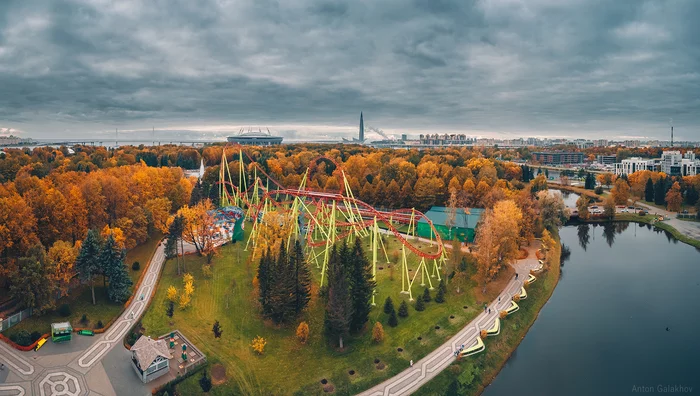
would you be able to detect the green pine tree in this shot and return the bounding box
[654,177,666,205]
[422,287,431,303]
[102,235,132,303]
[76,230,102,305]
[267,242,296,324]
[292,240,311,315]
[398,300,409,318]
[257,248,272,315]
[349,239,376,333]
[435,279,446,303]
[388,309,399,327]
[325,245,353,348]
[644,177,655,202]
[383,296,395,315]
[415,297,425,312]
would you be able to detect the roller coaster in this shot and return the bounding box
[216,146,447,301]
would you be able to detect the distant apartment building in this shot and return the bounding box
[574,139,593,149]
[593,139,608,147]
[532,151,584,165]
[661,151,698,176]
[614,151,699,176]
[0,135,23,146]
[596,155,616,165]
[614,157,656,176]
[419,134,475,146]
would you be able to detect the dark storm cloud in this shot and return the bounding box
[0,0,699,139]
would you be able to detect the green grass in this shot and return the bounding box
[1,233,163,338]
[2,286,123,337]
[124,232,164,286]
[415,233,562,396]
[140,227,510,395]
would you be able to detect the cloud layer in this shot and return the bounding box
[1,0,699,140]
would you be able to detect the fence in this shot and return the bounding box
[0,308,33,332]
[677,213,698,220]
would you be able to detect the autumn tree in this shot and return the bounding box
[537,190,568,230]
[177,200,217,260]
[611,178,630,205]
[473,200,522,292]
[576,195,591,220]
[9,245,55,312]
[603,196,616,220]
[76,230,103,305]
[47,240,79,298]
[371,322,385,343]
[597,173,615,189]
[665,182,683,212]
[296,321,310,344]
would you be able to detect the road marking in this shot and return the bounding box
[0,385,26,396]
[0,344,34,375]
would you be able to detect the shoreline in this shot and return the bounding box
[575,214,700,249]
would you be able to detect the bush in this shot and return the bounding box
[422,288,431,303]
[96,320,104,329]
[58,303,71,317]
[415,298,425,312]
[595,186,604,195]
[372,322,385,343]
[132,261,140,271]
[199,370,213,393]
[251,336,266,355]
[398,300,409,318]
[480,329,488,339]
[383,297,395,315]
[81,314,88,324]
[202,265,213,278]
[435,279,446,303]
[513,294,521,302]
[388,310,399,327]
[499,310,508,319]
[11,330,32,346]
[296,322,309,344]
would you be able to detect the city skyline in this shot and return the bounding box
[1,0,699,140]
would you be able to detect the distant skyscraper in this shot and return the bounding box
[359,112,364,142]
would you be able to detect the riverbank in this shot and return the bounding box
[414,232,562,395]
[580,213,700,249]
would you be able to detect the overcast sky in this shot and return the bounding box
[1,0,699,141]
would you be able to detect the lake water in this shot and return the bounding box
[483,222,700,396]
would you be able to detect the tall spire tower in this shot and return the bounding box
[359,112,364,142]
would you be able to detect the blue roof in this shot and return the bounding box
[418,207,483,229]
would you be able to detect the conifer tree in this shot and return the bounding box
[190,180,204,206]
[102,235,132,303]
[435,279,446,303]
[267,242,295,324]
[645,177,655,202]
[212,320,223,338]
[166,301,174,319]
[415,297,425,312]
[383,296,395,315]
[398,300,409,318]
[422,287,432,303]
[292,240,311,315]
[257,248,272,315]
[654,177,666,205]
[76,230,102,305]
[325,245,353,348]
[349,239,375,332]
[388,309,399,327]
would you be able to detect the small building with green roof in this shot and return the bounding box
[416,207,483,243]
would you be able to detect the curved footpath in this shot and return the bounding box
[358,245,541,396]
[0,242,194,396]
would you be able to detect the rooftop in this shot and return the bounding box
[132,336,173,369]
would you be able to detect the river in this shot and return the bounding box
[483,222,700,396]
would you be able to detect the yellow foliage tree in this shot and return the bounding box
[47,240,79,298]
[166,285,178,302]
[611,178,630,205]
[371,322,385,343]
[101,225,126,250]
[251,336,267,354]
[665,182,683,212]
[252,211,292,260]
[184,280,194,296]
[178,293,191,309]
[176,200,216,258]
[296,322,310,344]
[183,273,194,286]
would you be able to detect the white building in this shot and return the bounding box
[614,157,656,176]
[615,151,699,177]
[131,335,172,383]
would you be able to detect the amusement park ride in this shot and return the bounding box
[215,145,447,302]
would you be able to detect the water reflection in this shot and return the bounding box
[577,224,590,251]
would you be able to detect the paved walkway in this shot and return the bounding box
[633,202,700,241]
[358,243,542,396]
[0,241,198,396]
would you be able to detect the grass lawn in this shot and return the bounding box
[1,233,163,338]
[141,227,510,395]
[414,232,562,396]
